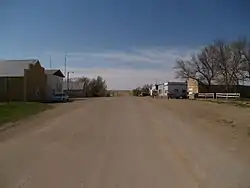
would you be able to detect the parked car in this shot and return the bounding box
[51,93,69,102]
[139,92,150,97]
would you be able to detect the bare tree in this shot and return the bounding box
[174,59,197,80]
[236,38,250,80]
[214,40,243,91]
[75,76,108,97]
[141,84,152,95]
[174,45,218,90]
[193,44,218,88]
[174,37,250,92]
[132,87,141,96]
[76,77,91,97]
[89,76,108,97]
[229,40,246,84]
[132,84,152,96]
[77,77,90,88]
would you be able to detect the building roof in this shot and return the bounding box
[167,81,186,85]
[45,69,65,78]
[0,59,39,77]
[157,81,186,86]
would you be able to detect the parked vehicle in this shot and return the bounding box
[51,93,69,102]
[139,92,150,97]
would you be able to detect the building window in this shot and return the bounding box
[159,89,162,94]
[174,89,179,93]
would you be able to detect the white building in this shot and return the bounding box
[150,85,157,96]
[45,69,65,99]
[158,83,168,97]
[157,81,187,98]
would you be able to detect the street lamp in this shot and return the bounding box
[67,71,74,90]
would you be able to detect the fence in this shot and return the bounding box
[196,92,240,100]
[216,93,240,99]
[198,93,215,99]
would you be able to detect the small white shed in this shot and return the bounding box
[45,69,65,99]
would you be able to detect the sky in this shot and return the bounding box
[0,0,250,89]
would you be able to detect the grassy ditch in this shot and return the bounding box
[0,102,52,126]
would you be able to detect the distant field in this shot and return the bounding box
[111,90,132,96]
[0,102,52,126]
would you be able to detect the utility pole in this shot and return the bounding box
[155,79,158,91]
[67,71,74,90]
[64,53,67,92]
[67,72,69,90]
[64,53,67,77]
[49,55,52,68]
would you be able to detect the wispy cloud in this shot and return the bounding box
[65,46,194,67]
[44,46,196,89]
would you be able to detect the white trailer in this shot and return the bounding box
[158,82,187,98]
[158,83,168,97]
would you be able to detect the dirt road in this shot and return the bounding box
[0,97,250,188]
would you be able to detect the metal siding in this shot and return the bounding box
[168,83,187,97]
[0,77,24,101]
[46,74,63,99]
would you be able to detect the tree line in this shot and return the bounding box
[72,76,110,97]
[174,38,250,92]
[132,84,152,96]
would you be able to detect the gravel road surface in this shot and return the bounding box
[0,97,250,188]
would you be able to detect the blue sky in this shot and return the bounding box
[1,0,250,89]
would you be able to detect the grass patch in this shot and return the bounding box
[204,99,250,108]
[0,102,52,126]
